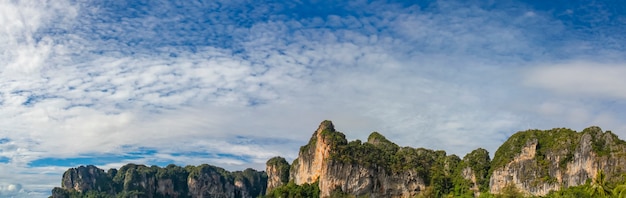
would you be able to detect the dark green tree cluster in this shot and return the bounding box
[543,170,626,198]
[232,168,269,197]
[263,181,320,198]
[327,132,490,197]
[491,128,580,174]
[449,148,491,197]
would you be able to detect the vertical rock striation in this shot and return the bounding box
[61,165,115,193]
[489,126,626,196]
[284,120,441,197]
[51,121,626,198]
[52,163,266,198]
[266,156,290,193]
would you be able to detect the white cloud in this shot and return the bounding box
[524,61,626,99]
[1,0,626,197]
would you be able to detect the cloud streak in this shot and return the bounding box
[1,0,625,197]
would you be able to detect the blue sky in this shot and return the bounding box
[1,0,626,197]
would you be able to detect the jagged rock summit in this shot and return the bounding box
[51,120,626,198]
[489,126,626,196]
[267,121,626,197]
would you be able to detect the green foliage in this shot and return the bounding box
[545,184,592,198]
[329,132,465,197]
[330,139,394,169]
[588,170,612,197]
[299,133,318,154]
[416,186,436,198]
[299,121,347,154]
[584,126,618,157]
[264,181,320,198]
[466,148,491,192]
[543,170,626,198]
[51,189,114,198]
[53,163,266,198]
[367,132,396,146]
[232,168,269,196]
[267,157,290,184]
[53,123,626,198]
[320,129,348,147]
[491,128,579,173]
[50,187,70,198]
[489,128,582,188]
[450,148,492,197]
[497,184,524,198]
[612,183,626,198]
[328,187,354,198]
[155,164,189,196]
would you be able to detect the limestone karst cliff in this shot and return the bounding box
[268,121,626,197]
[51,163,267,198]
[265,156,290,193]
[489,126,626,196]
[282,120,461,197]
[50,120,626,198]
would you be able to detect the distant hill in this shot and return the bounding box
[51,120,626,197]
[50,164,266,198]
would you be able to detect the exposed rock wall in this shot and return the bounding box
[489,127,626,196]
[61,165,114,193]
[290,120,335,185]
[319,160,424,197]
[187,165,236,198]
[52,164,266,198]
[461,167,480,197]
[266,156,290,193]
[287,120,428,197]
[52,121,626,198]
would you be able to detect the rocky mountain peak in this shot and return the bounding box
[51,121,626,198]
[316,120,335,133]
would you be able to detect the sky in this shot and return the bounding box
[1,0,625,197]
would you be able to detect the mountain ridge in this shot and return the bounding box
[50,120,626,197]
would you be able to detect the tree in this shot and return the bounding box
[588,170,612,197]
[497,184,523,198]
[613,183,626,198]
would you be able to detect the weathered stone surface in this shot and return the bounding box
[52,121,626,198]
[287,120,427,197]
[53,163,266,198]
[489,127,626,196]
[266,156,290,193]
[61,165,114,193]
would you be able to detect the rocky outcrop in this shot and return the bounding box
[51,163,266,198]
[458,148,491,197]
[51,121,626,198]
[489,126,626,196]
[265,157,290,193]
[318,160,425,197]
[187,165,236,198]
[61,165,115,193]
[285,120,446,197]
[290,120,337,185]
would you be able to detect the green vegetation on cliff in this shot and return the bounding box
[299,120,347,154]
[490,128,580,174]
[52,121,626,198]
[267,156,290,184]
[51,163,266,198]
[264,181,320,198]
[489,126,626,189]
[328,132,468,197]
[450,148,491,197]
[492,126,626,173]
